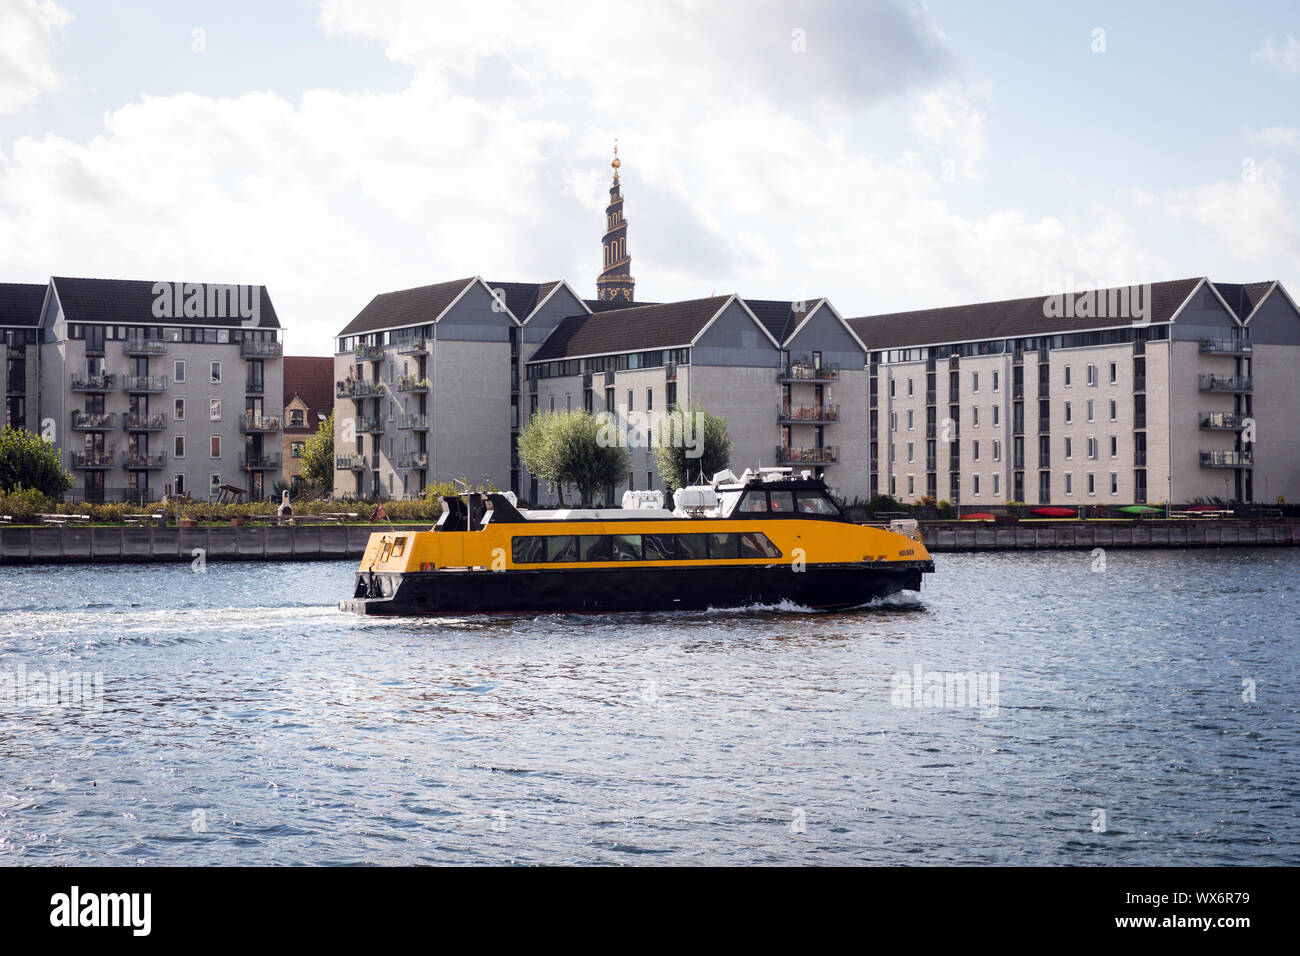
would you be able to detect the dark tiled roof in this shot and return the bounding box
[486,280,563,320]
[746,297,825,344]
[1212,281,1275,320]
[0,282,47,327]
[583,298,661,313]
[847,278,1205,350]
[283,356,335,433]
[51,276,280,328]
[529,296,732,362]
[338,277,475,336]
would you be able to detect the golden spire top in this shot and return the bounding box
[611,140,621,181]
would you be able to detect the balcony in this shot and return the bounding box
[354,343,386,361]
[778,403,840,424]
[1199,374,1252,393]
[925,457,937,471]
[123,451,166,469]
[777,362,839,383]
[71,373,116,392]
[240,339,283,358]
[396,338,429,356]
[665,362,678,382]
[239,414,282,433]
[123,375,168,393]
[336,453,366,471]
[925,389,937,404]
[1133,375,1146,391]
[245,377,265,395]
[124,412,167,431]
[1038,417,1051,433]
[396,375,430,393]
[1200,412,1247,430]
[1200,450,1253,468]
[397,413,429,430]
[353,416,385,434]
[1198,337,1251,355]
[70,411,116,430]
[336,379,385,400]
[240,452,282,470]
[774,445,839,465]
[1134,413,1146,429]
[1134,451,1147,466]
[124,338,167,356]
[395,451,428,469]
[70,451,113,468]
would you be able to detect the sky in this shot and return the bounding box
[0,0,1297,355]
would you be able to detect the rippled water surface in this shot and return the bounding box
[1,548,1297,865]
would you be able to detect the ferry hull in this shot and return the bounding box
[339,561,933,616]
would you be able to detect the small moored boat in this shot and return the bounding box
[340,468,934,616]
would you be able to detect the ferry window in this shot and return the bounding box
[768,491,794,513]
[719,490,744,514]
[546,536,579,562]
[677,534,708,560]
[740,532,782,559]
[709,533,739,558]
[796,493,840,516]
[739,493,768,513]
[512,536,545,564]
[612,534,641,561]
[579,535,612,561]
[643,534,676,561]
[380,540,394,561]
[392,537,407,557]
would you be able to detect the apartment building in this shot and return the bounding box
[283,356,334,491]
[8,277,285,503]
[847,277,1300,508]
[2,282,47,433]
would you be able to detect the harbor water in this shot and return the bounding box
[1,548,1297,865]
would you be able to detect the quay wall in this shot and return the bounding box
[913,519,1299,552]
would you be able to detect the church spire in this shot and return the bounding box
[597,141,635,303]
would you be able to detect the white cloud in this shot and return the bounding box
[0,0,71,114]
[1164,162,1299,264]
[1249,125,1300,151]
[910,83,990,179]
[1255,34,1300,73]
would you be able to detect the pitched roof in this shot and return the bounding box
[846,278,1205,351]
[485,280,563,320]
[584,298,661,313]
[338,277,475,336]
[746,298,826,344]
[529,296,732,362]
[1212,281,1275,321]
[50,276,280,328]
[0,282,47,327]
[283,356,335,433]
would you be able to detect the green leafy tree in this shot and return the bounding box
[652,406,732,493]
[518,410,629,506]
[300,410,335,488]
[0,426,73,497]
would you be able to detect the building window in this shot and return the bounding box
[907,409,914,430]
[992,405,999,426]
[972,371,979,393]
[549,396,554,412]
[992,439,1001,462]
[1065,473,1073,495]
[209,399,221,421]
[646,388,653,412]
[174,436,185,458]
[210,474,220,498]
[1087,437,1098,460]
[290,409,304,426]
[174,398,185,421]
[292,441,305,458]
[889,443,896,463]
[1087,473,1096,495]
[210,436,220,458]
[973,474,981,495]
[907,475,915,496]
[889,476,896,495]
[1109,362,1118,384]
[174,360,186,383]
[890,412,897,432]
[628,471,634,491]
[1064,366,1072,387]
[1110,435,1118,458]
[889,379,896,398]
[1064,401,1072,423]
[1087,400,1095,422]
[627,389,633,412]
[210,361,221,384]
[1110,472,1119,495]
[907,442,914,463]
[1065,437,1073,460]
[992,370,1000,392]
[992,473,1000,496]
[906,378,913,397]
[972,406,979,428]
[972,440,980,462]
[647,470,653,489]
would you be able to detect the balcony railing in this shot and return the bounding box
[778,403,840,423]
[354,343,386,361]
[71,374,116,392]
[124,338,167,355]
[239,414,282,433]
[1200,412,1246,430]
[777,362,840,383]
[1133,375,1146,391]
[774,445,839,465]
[1038,417,1051,433]
[924,390,937,404]
[70,451,113,468]
[1198,337,1251,354]
[336,380,385,399]
[240,452,282,470]
[70,411,116,430]
[396,338,429,355]
[123,375,168,393]
[396,376,430,393]
[1200,450,1253,468]
[245,378,265,394]
[336,453,366,471]
[925,457,937,471]
[353,416,385,434]
[1199,374,1252,392]
[240,339,283,358]
[397,413,428,430]
[123,451,167,469]
[395,451,428,469]
[1134,413,1146,429]
[1134,451,1147,466]
[124,413,167,430]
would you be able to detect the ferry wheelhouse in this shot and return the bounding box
[339,468,934,616]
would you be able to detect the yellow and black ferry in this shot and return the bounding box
[339,469,934,615]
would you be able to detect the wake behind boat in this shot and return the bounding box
[339,468,934,616]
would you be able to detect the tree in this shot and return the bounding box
[652,406,732,494]
[518,410,629,506]
[300,410,335,488]
[0,426,73,497]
